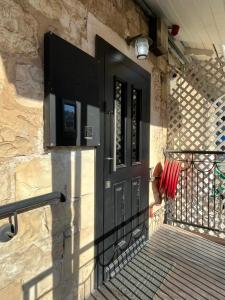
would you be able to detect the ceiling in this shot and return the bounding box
[145,0,225,57]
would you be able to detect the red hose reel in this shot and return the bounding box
[159,160,181,199]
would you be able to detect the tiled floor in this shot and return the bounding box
[90,225,225,300]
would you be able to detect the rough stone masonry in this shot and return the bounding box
[0,0,168,299]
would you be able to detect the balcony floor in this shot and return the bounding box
[90,224,225,300]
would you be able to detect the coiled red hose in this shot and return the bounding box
[159,160,181,199]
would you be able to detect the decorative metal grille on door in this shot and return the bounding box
[131,88,141,163]
[114,79,126,166]
[168,56,225,151]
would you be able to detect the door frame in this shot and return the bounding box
[95,35,151,286]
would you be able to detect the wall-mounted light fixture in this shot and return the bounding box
[126,34,153,60]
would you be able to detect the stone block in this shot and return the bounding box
[78,260,94,299]
[15,64,43,107]
[60,278,78,300]
[0,163,15,203]
[0,243,55,290]
[79,244,94,270]
[70,150,95,198]
[17,208,49,242]
[41,202,75,235]
[22,263,62,300]
[61,228,80,282]
[16,156,52,200]
[0,0,38,57]
[0,280,22,300]
[62,0,88,42]
[20,0,63,20]
[51,151,70,197]
[79,227,94,251]
[80,193,94,230]
[86,0,127,37]
[0,85,42,160]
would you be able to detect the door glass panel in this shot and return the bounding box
[132,88,141,162]
[114,79,126,166]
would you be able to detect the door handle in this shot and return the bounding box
[105,157,113,160]
[113,103,117,172]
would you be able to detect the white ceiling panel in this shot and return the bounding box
[147,0,225,56]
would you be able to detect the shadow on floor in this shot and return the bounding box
[90,224,225,300]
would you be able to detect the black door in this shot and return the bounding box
[95,36,150,285]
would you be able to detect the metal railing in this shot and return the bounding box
[0,192,65,241]
[164,150,225,235]
[0,192,65,220]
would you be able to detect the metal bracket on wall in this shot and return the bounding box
[8,212,18,238]
[0,213,18,242]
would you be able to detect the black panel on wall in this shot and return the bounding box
[44,32,100,147]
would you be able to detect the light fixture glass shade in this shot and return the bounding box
[135,37,149,60]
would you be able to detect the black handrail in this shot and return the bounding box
[0,192,65,220]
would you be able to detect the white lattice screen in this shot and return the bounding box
[168,56,225,150]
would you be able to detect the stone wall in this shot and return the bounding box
[0,0,167,299]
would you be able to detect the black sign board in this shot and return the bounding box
[44,32,100,147]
